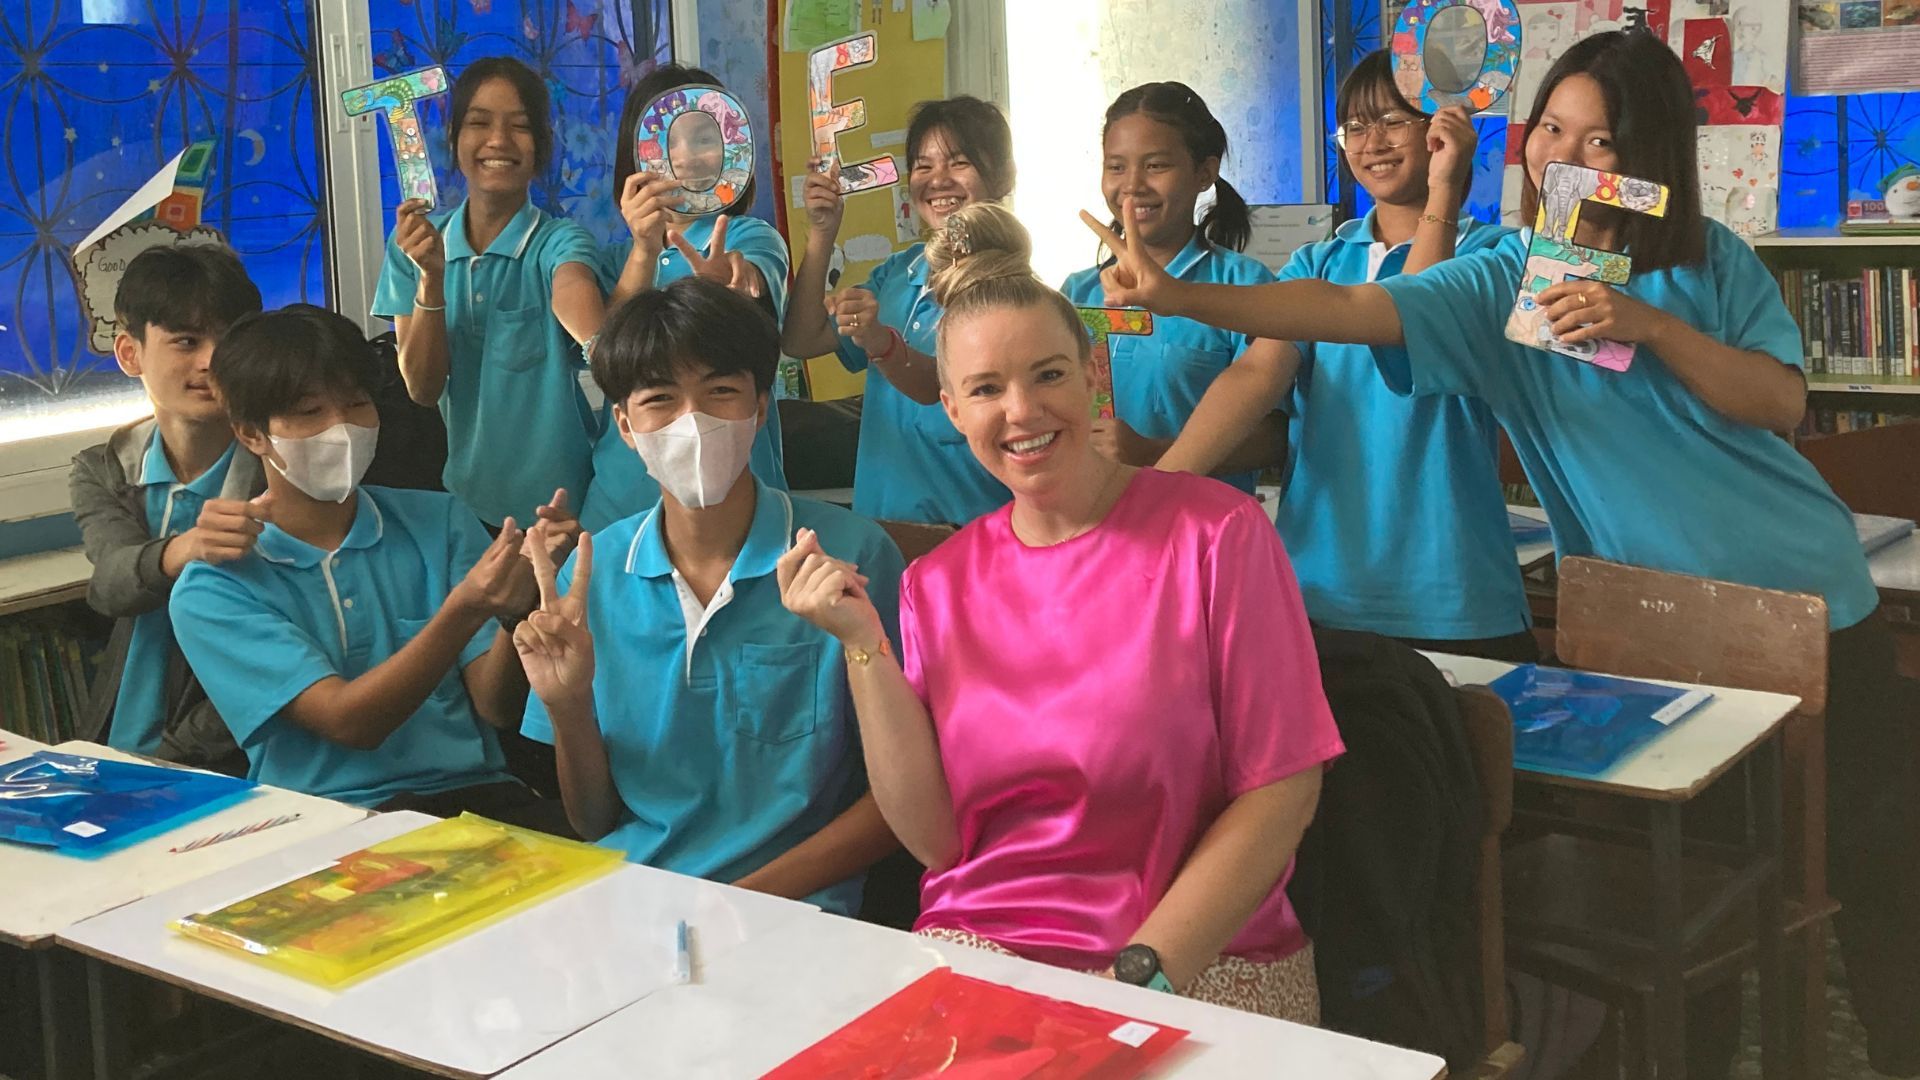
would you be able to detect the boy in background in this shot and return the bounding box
[70,244,266,770]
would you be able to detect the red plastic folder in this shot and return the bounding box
[762,967,1189,1079]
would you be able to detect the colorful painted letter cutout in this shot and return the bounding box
[72,142,225,354]
[1076,307,1154,420]
[808,33,900,196]
[1504,162,1671,372]
[340,66,449,210]
[634,84,755,216]
[1390,0,1521,114]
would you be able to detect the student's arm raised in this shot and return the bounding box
[779,528,960,871]
[279,520,534,750]
[514,531,622,841]
[782,160,850,359]
[550,262,606,352]
[1083,205,1406,347]
[1151,339,1304,478]
[608,172,673,308]
[159,493,272,579]
[391,199,453,407]
[1405,106,1473,275]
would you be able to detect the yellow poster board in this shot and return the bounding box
[776,1,947,400]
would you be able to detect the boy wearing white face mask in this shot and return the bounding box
[171,306,568,832]
[516,279,902,914]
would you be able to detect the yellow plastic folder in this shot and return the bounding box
[172,814,621,987]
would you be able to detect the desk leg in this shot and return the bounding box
[36,949,90,1080]
[1752,740,1789,1080]
[84,959,130,1080]
[1649,801,1688,1079]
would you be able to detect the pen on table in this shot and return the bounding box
[674,919,693,984]
[169,813,303,854]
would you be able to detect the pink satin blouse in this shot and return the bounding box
[903,468,1344,970]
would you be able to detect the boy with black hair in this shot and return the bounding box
[515,278,900,912]
[70,244,265,769]
[170,305,566,832]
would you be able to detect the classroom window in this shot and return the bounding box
[0,0,328,446]
[1004,0,1312,286]
[1780,92,1920,229]
[361,0,673,245]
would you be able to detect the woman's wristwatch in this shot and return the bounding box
[1113,943,1175,993]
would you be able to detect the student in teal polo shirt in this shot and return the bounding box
[374,56,605,531]
[1091,31,1916,1071]
[783,96,1013,525]
[70,245,265,771]
[578,64,791,533]
[171,306,566,833]
[516,278,901,915]
[1157,53,1532,660]
[1060,82,1287,496]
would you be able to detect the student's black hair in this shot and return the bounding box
[905,95,1016,199]
[593,278,778,407]
[449,57,555,173]
[613,63,758,212]
[210,305,380,431]
[113,244,262,341]
[1102,82,1250,252]
[1518,29,1704,271]
[1336,49,1426,126]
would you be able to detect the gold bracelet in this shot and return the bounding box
[844,636,894,667]
[1418,212,1451,227]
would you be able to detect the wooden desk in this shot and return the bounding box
[0,546,90,617]
[57,811,819,1079]
[1870,531,1920,598]
[1426,654,1799,1078]
[0,740,366,1080]
[500,911,1448,1080]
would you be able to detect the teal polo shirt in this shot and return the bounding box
[579,216,792,533]
[836,245,1010,525]
[372,198,601,527]
[1373,218,1879,631]
[1061,232,1276,493]
[171,486,514,806]
[1274,212,1529,640]
[110,437,240,753]
[521,482,904,915]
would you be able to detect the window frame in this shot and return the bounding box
[0,0,690,519]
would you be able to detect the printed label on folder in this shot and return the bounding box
[1652,688,1713,727]
[1108,1021,1161,1048]
[63,820,106,838]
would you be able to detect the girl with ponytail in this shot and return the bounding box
[780,201,1341,1023]
[1059,82,1286,494]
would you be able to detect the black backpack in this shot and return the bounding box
[1289,627,1484,1070]
[361,330,448,493]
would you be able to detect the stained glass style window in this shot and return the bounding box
[0,0,326,440]
[364,0,673,248]
[1781,92,1920,228]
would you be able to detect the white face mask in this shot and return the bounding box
[629,409,758,509]
[267,422,378,504]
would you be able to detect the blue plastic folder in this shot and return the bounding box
[1508,511,1553,545]
[0,752,255,857]
[1488,665,1714,778]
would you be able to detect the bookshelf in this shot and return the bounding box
[0,548,99,743]
[1753,228,1920,423]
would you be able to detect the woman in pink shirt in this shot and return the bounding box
[778,202,1343,1022]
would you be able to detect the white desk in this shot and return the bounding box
[0,740,367,948]
[1870,531,1920,596]
[1423,653,1800,801]
[501,911,1446,1080]
[57,811,819,1078]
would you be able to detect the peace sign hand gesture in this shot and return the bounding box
[667,215,766,300]
[1080,198,1178,314]
[513,527,596,714]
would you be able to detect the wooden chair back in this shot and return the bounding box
[1797,422,1920,524]
[1554,556,1830,901]
[876,520,958,566]
[1456,686,1525,1076]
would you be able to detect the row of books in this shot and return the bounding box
[1,613,103,744]
[1771,266,1920,378]
[1797,409,1919,437]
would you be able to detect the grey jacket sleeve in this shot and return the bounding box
[70,443,174,618]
